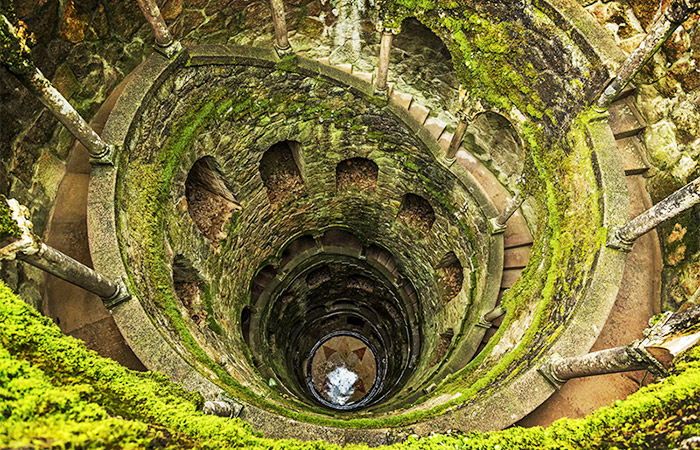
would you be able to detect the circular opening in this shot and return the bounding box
[306,331,381,410]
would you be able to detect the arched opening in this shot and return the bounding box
[260,141,305,207]
[250,265,278,304]
[366,244,400,280]
[436,252,464,302]
[398,193,435,234]
[336,157,379,192]
[172,255,205,325]
[430,329,454,366]
[467,112,524,181]
[280,235,317,267]
[306,265,331,287]
[241,306,252,346]
[185,156,240,245]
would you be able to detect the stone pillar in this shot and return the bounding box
[477,305,506,328]
[136,0,182,58]
[0,199,130,307]
[490,192,525,234]
[444,119,469,162]
[375,30,394,93]
[270,0,292,56]
[608,175,700,250]
[539,306,700,388]
[596,0,700,109]
[16,67,115,165]
[545,346,648,384]
[443,87,485,164]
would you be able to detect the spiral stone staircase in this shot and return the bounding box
[2,0,699,446]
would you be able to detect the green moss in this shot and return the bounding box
[2,280,700,449]
[0,194,21,242]
[0,4,35,76]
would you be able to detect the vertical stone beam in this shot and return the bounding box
[542,346,648,385]
[136,0,182,58]
[490,192,525,234]
[0,199,130,307]
[270,0,292,56]
[608,176,700,250]
[375,30,394,93]
[596,0,700,109]
[444,119,469,161]
[18,67,115,165]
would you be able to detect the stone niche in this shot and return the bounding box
[116,58,496,417]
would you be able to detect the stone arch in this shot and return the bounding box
[336,157,379,192]
[259,140,305,207]
[185,156,240,244]
[467,111,524,181]
[398,193,435,234]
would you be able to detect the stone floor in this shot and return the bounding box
[310,335,377,406]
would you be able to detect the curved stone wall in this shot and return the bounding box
[85,35,629,441]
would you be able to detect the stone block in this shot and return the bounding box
[353,71,373,84]
[423,117,446,139]
[408,102,430,125]
[615,135,649,175]
[608,98,646,139]
[390,91,413,110]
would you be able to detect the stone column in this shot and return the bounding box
[545,346,648,384]
[596,0,700,109]
[539,306,700,387]
[443,88,485,164]
[136,0,182,58]
[0,199,130,307]
[18,67,115,165]
[1,15,115,165]
[608,175,700,250]
[477,305,506,328]
[270,0,292,56]
[490,192,525,234]
[444,119,468,162]
[375,29,394,93]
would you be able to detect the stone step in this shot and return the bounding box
[408,102,430,125]
[608,97,646,139]
[391,90,413,109]
[616,135,650,175]
[504,245,532,269]
[503,212,534,248]
[501,268,523,288]
[423,117,447,140]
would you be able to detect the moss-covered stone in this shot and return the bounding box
[2,280,700,449]
[0,195,21,243]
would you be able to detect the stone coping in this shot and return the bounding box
[87,45,627,443]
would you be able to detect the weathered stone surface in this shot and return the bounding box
[59,0,91,43]
[51,63,79,99]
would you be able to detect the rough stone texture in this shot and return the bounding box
[0,0,333,308]
[582,0,700,310]
[116,60,492,416]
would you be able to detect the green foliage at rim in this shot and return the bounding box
[0,1,35,76]
[2,280,700,449]
[0,194,22,243]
